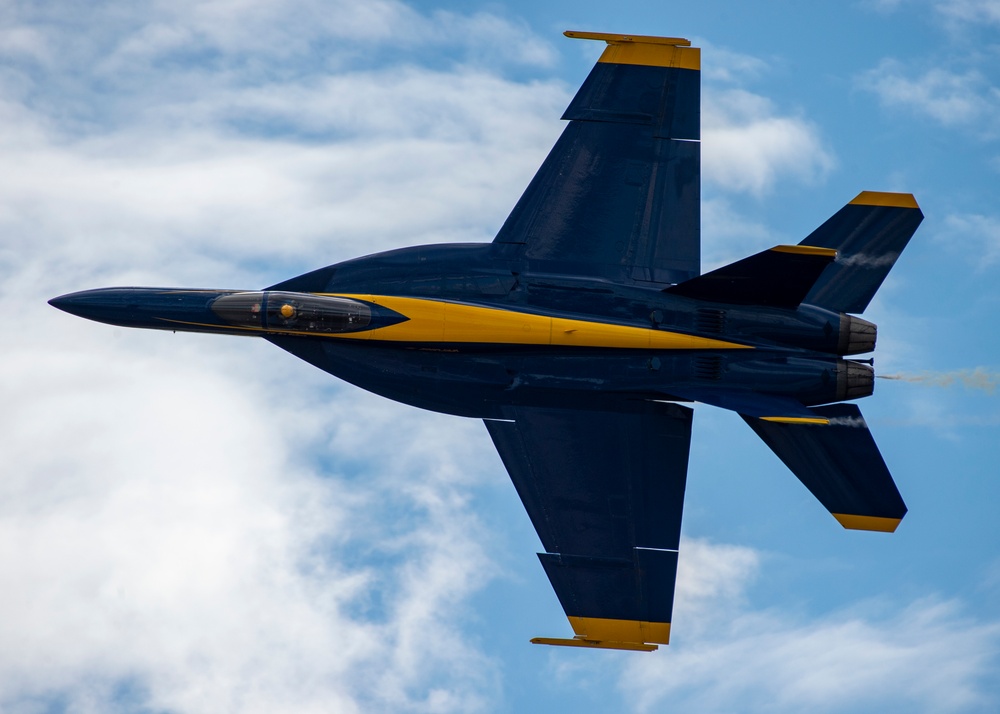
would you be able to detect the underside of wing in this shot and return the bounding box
[743,403,907,532]
[484,399,693,651]
[493,32,701,287]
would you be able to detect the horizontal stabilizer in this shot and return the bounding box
[665,245,836,307]
[800,191,923,313]
[742,404,906,531]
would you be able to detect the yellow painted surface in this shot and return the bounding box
[760,416,831,425]
[530,637,658,652]
[832,513,903,532]
[568,616,671,645]
[771,245,838,257]
[849,191,920,209]
[329,295,752,350]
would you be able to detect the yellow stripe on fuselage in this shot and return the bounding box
[326,295,752,350]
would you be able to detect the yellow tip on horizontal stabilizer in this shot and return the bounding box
[832,513,903,532]
[760,416,831,425]
[849,191,919,209]
[771,245,838,257]
[565,30,699,70]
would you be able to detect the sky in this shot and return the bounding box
[1,0,999,712]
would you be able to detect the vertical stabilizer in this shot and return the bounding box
[800,191,923,313]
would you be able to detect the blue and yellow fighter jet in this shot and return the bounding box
[51,32,923,652]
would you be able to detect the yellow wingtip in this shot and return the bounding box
[849,191,919,209]
[832,513,903,532]
[567,616,671,645]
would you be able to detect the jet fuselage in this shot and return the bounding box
[51,242,875,421]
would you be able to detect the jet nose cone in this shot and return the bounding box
[48,287,235,332]
[48,289,113,320]
[48,294,70,310]
[47,287,164,327]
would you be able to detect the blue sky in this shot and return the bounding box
[2,1,999,712]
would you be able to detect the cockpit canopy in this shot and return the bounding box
[211,291,371,334]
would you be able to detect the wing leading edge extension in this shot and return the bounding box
[493,32,701,287]
[485,400,693,651]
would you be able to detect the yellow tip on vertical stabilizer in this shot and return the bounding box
[849,191,919,209]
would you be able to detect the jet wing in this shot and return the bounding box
[484,400,693,651]
[493,32,701,287]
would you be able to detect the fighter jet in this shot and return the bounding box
[50,31,922,652]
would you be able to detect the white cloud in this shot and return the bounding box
[859,59,1000,131]
[697,40,770,84]
[622,540,1000,714]
[0,292,510,712]
[935,0,1000,25]
[0,70,565,287]
[938,213,1000,267]
[0,6,567,288]
[0,2,562,711]
[702,89,835,196]
[863,0,1000,26]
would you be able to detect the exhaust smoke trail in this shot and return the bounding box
[876,367,998,394]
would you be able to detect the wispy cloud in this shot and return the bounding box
[859,59,1000,132]
[698,40,770,84]
[935,0,1000,26]
[938,213,1000,268]
[622,540,1000,714]
[864,0,1000,27]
